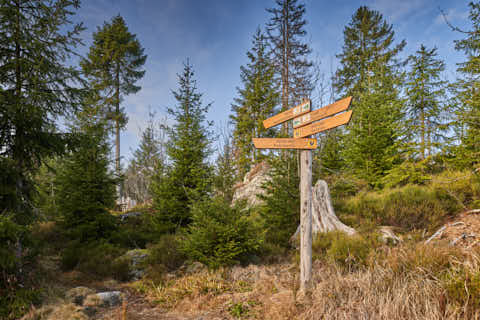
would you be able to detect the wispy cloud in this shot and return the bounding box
[370,0,430,22]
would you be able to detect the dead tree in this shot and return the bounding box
[292,179,356,242]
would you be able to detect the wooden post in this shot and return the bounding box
[299,147,312,292]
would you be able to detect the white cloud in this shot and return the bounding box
[370,0,430,22]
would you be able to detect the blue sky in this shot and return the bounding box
[72,0,470,164]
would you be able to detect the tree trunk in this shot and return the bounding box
[292,179,356,242]
[115,65,122,200]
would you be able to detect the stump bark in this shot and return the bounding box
[292,179,356,241]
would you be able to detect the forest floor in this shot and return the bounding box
[22,209,480,320]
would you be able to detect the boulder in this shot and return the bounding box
[378,226,402,245]
[232,161,270,207]
[117,249,149,280]
[84,291,122,307]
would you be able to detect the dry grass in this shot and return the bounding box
[128,242,480,320]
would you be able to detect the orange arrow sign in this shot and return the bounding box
[263,100,311,129]
[293,96,352,128]
[293,110,353,138]
[253,138,317,149]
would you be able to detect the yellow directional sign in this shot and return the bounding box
[293,96,352,128]
[293,110,352,138]
[253,138,317,149]
[263,100,311,129]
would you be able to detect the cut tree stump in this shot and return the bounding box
[292,179,356,242]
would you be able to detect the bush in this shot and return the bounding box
[60,241,130,280]
[338,184,459,231]
[181,197,263,269]
[146,233,186,271]
[0,216,40,319]
[110,211,168,248]
[312,231,374,270]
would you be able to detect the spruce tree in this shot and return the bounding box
[230,28,278,178]
[0,0,85,223]
[151,61,213,231]
[405,45,448,160]
[452,2,480,168]
[81,15,147,192]
[56,107,117,243]
[266,0,314,134]
[334,6,406,186]
[259,153,299,247]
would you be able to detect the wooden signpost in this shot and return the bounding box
[263,99,311,129]
[294,110,352,138]
[253,97,353,292]
[253,138,317,149]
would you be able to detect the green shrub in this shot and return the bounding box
[181,197,263,269]
[0,216,40,319]
[312,231,374,270]
[146,233,186,271]
[443,266,480,316]
[258,155,300,247]
[60,241,129,280]
[339,184,459,231]
[110,211,167,248]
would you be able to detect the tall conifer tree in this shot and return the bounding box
[0,0,84,223]
[406,45,448,160]
[334,6,406,186]
[230,28,278,178]
[151,61,213,231]
[266,0,314,135]
[81,15,147,194]
[452,2,480,168]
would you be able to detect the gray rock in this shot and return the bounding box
[91,291,123,307]
[379,226,402,245]
[186,261,207,274]
[123,249,149,280]
[232,161,271,207]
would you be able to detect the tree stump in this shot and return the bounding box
[292,179,356,242]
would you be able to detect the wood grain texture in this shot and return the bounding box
[263,99,311,129]
[293,110,352,138]
[293,96,352,128]
[252,138,317,149]
[299,149,312,292]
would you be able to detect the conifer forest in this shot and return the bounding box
[2,0,480,319]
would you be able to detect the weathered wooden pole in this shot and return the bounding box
[299,147,312,292]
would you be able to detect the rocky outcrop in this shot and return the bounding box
[116,249,149,280]
[232,161,271,207]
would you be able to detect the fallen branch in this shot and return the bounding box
[425,226,446,244]
[465,209,480,215]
